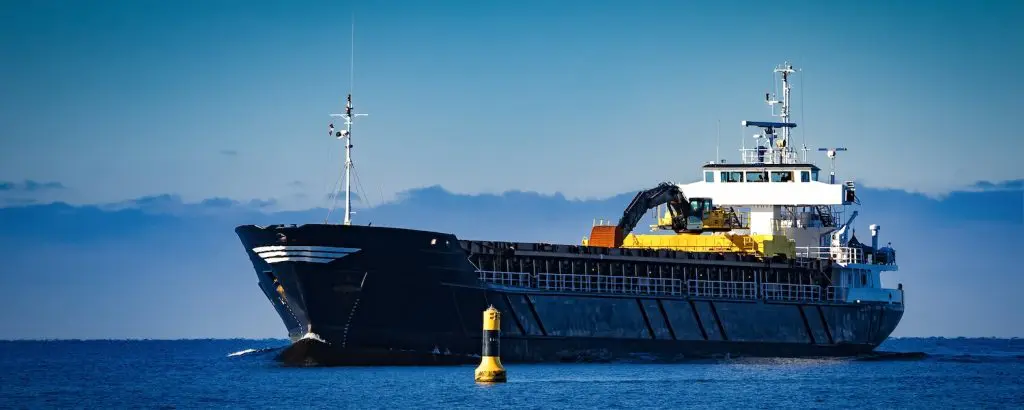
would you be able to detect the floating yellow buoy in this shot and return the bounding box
[474,305,506,383]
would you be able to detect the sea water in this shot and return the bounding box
[1,338,1021,409]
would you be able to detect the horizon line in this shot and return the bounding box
[1,335,1021,342]
[4,177,1023,212]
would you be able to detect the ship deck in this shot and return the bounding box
[460,239,897,307]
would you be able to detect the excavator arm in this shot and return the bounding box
[588,182,704,248]
[617,182,691,237]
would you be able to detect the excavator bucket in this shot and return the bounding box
[588,225,622,248]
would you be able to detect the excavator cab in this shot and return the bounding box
[689,197,714,216]
[685,197,714,231]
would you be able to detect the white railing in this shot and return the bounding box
[739,148,801,165]
[476,272,871,305]
[688,279,758,300]
[796,246,864,265]
[761,283,821,302]
[476,271,685,296]
[477,270,530,288]
[826,286,849,302]
[537,273,683,296]
[536,273,589,293]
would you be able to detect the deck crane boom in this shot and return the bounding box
[829,210,859,247]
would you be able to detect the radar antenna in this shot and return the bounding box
[817,147,847,184]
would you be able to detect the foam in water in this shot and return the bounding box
[298,332,327,344]
[227,348,259,357]
[227,347,281,358]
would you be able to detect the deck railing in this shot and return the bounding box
[536,273,684,296]
[476,270,530,288]
[796,246,863,265]
[739,148,801,165]
[761,283,821,302]
[688,279,757,300]
[477,272,858,304]
[826,286,849,302]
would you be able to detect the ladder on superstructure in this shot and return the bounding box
[816,205,835,227]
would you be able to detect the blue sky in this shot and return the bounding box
[2,0,1022,209]
[0,1,1022,339]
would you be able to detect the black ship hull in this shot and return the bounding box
[236,224,904,366]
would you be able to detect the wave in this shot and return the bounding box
[226,347,279,358]
[855,351,1024,363]
[931,353,1024,363]
[853,351,929,361]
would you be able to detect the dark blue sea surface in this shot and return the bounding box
[1,338,1021,409]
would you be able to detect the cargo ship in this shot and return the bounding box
[235,62,903,365]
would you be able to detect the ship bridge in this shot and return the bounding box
[681,162,855,207]
[674,162,860,252]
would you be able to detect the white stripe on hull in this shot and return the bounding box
[252,245,360,254]
[263,256,341,264]
[256,250,353,259]
[252,245,361,264]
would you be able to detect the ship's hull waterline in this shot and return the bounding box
[237,224,904,366]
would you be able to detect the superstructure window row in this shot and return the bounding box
[704,170,819,183]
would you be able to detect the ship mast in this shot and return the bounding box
[327,13,367,225]
[767,62,797,164]
[330,95,368,225]
[741,62,800,165]
[344,97,353,226]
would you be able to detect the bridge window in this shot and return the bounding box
[704,171,714,183]
[770,171,793,182]
[800,171,810,182]
[812,170,819,181]
[746,171,767,182]
[721,171,743,182]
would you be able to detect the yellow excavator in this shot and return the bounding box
[586,182,743,248]
[583,182,795,257]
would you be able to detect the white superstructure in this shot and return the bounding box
[675,62,901,305]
